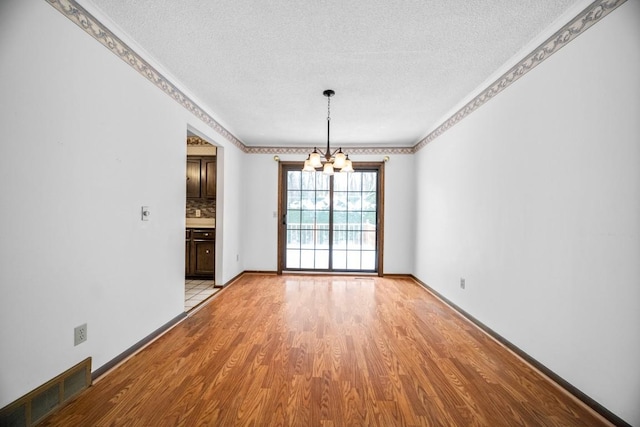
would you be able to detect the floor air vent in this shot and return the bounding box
[0,358,91,427]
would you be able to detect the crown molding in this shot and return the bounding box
[46,0,248,152]
[413,0,626,152]
[47,0,624,156]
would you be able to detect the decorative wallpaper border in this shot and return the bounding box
[245,146,414,155]
[47,0,624,155]
[413,0,626,152]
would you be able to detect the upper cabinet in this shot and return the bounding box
[186,156,216,199]
[186,158,202,198]
[202,158,216,199]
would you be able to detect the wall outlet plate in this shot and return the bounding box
[460,278,466,289]
[74,324,87,346]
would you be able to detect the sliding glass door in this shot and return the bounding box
[279,162,383,273]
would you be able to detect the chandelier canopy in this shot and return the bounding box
[303,90,353,175]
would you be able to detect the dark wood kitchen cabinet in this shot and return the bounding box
[186,228,215,278]
[186,159,201,198]
[202,158,216,199]
[186,156,216,199]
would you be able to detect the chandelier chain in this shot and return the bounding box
[327,95,331,122]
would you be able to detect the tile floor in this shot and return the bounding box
[185,279,219,311]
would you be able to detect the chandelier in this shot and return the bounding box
[303,89,354,174]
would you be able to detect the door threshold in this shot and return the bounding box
[282,271,379,276]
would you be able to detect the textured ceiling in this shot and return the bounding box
[84,0,589,148]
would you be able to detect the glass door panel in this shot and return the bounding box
[282,164,380,273]
[332,171,378,271]
[285,170,331,269]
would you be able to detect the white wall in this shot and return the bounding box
[214,143,246,283]
[413,2,640,424]
[243,153,415,274]
[242,154,280,271]
[0,0,245,407]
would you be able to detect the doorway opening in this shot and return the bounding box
[185,133,219,311]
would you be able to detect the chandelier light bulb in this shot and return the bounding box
[323,162,334,176]
[303,156,316,172]
[309,149,322,168]
[341,156,354,173]
[333,149,346,169]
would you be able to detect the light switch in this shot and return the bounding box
[141,206,150,221]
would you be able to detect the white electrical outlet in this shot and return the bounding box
[195,209,201,217]
[74,323,87,346]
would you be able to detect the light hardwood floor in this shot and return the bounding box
[42,274,609,426]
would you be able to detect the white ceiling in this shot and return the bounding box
[85,0,589,148]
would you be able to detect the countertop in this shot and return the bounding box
[186,218,215,229]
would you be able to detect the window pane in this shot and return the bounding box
[348,173,362,191]
[333,192,347,211]
[302,191,315,209]
[348,211,362,226]
[333,211,347,228]
[334,173,347,191]
[348,231,362,249]
[316,250,329,269]
[316,210,329,225]
[287,210,301,227]
[362,192,376,210]
[316,229,329,249]
[333,250,346,269]
[287,230,301,248]
[288,171,301,190]
[333,229,347,249]
[286,250,300,268]
[361,172,377,191]
[301,229,314,247]
[301,210,315,224]
[347,193,362,211]
[287,191,301,209]
[316,191,330,209]
[362,211,376,226]
[362,231,376,250]
[316,173,330,190]
[300,250,315,268]
[346,251,361,269]
[301,173,316,190]
[361,251,376,270]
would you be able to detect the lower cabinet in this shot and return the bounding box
[186,228,215,278]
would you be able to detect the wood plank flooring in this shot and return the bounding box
[41,274,609,426]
